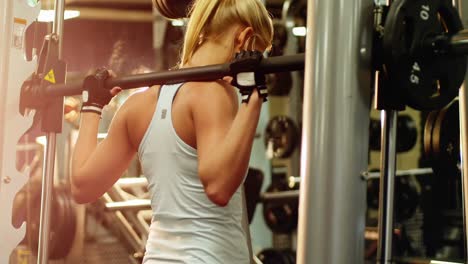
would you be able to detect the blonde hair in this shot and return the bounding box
[180,0,273,66]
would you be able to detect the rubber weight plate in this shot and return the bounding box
[271,23,288,57]
[27,185,76,259]
[383,0,466,110]
[431,100,460,177]
[397,114,418,152]
[52,186,77,259]
[257,248,292,264]
[263,181,299,234]
[264,116,299,159]
[369,115,418,152]
[267,72,293,96]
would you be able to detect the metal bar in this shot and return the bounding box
[377,110,398,264]
[37,135,56,264]
[459,48,468,264]
[261,190,300,202]
[52,0,65,58]
[453,1,468,262]
[296,0,372,263]
[37,0,65,263]
[363,167,433,180]
[42,54,305,97]
[105,200,151,211]
[115,177,148,189]
[0,0,14,262]
[101,194,143,252]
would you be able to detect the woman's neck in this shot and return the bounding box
[183,40,232,68]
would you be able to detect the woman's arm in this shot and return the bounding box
[71,100,136,204]
[192,81,262,206]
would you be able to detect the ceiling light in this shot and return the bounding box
[38,10,80,22]
[292,26,307,37]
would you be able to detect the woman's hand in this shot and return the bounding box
[81,68,121,116]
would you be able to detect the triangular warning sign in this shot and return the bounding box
[44,69,56,84]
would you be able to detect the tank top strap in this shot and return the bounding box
[157,83,185,111]
[137,82,185,155]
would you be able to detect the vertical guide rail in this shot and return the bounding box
[376,110,398,264]
[459,69,468,264]
[37,0,65,263]
[455,0,468,261]
[296,0,372,263]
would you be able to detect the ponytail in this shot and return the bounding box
[180,0,273,67]
[180,0,222,66]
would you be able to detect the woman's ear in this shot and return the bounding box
[234,27,254,52]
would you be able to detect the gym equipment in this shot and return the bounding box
[362,168,433,180]
[424,100,460,178]
[372,0,468,261]
[369,114,418,153]
[0,0,41,263]
[26,184,77,260]
[367,176,419,222]
[263,181,299,234]
[257,248,296,264]
[20,53,304,104]
[271,23,288,57]
[267,72,293,96]
[264,116,299,159]
[381,0,467,110]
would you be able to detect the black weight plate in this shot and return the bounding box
[282,249,296,264]
[424,110,440,158]
[369,115,417,152]
[395,178,419,222]
[271,23,288,57]
[264,116,299,159]
[431,100,460,176]
[263,182,299,234]
[50,186,76,260]
[49,188,66,259]
[397,114,418,152]
[367,178,380,210]
[267,72,293,96]
[257,249,289,264]
[27,188,59,257]
[383,0,466,110]
[369,118,381,151]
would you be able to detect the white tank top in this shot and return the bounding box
[138,83,249,264]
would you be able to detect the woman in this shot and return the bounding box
[71,0,273,263]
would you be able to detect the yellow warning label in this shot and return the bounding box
[14,18,27,25]
[44,69,56,84]
[17,248,30,264]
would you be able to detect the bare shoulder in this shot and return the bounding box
[117,86,160,115]
[113,86,161,150]
[185,80,239,113]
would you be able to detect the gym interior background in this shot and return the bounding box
[3,0,468,263]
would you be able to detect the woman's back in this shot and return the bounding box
[127,83,249,263]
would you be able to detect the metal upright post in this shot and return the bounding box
[458,69,468,264]
[376,110,398,264]
[452,0,468,262]
[37,0,65,263]
[296,0,372,263]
